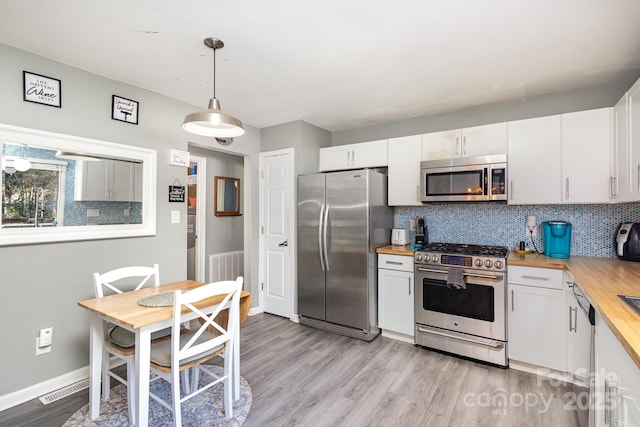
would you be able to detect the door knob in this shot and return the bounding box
[278,240,288,247]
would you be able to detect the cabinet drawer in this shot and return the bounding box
[508,265,563,289]
[378,254,414,272]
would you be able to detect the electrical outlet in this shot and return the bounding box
[35,327,53,356]
[124,208,130,216]
[87,209,99,217]
[171,210,180,224]
[409,219,416,233]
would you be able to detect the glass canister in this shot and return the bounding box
[542,221,572,259]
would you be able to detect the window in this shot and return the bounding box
[2,153,67,228]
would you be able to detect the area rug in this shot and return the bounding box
[62,366,251,427]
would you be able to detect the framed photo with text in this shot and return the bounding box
[112,95,139,124]
[23,71,61,108]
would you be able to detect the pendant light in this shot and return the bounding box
[182,38,245,139]
[14,144,31,172]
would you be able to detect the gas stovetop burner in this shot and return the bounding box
[415,242,509,271]
[420,243,509,258]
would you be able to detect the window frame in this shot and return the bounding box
[0,124,157,246]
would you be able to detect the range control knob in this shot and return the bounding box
[431,256,439,263]
[484,260,493,268]
[416,254,423,261]
[475,259,483,267]
[494,260,503,269]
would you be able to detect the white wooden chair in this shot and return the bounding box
[92,264,161,422]
[148,277,243,426]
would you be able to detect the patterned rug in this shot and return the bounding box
[63,366,251,426]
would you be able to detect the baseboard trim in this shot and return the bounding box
[381,329,415,345]
[0,366,89,412]
[248,306,263,316]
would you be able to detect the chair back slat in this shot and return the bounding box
[171,278,242,364]
[93,264,160,297]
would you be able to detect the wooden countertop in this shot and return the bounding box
[376,244,416,256]
[508,253,640,368]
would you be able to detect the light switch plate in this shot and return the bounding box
[171,210,180,224]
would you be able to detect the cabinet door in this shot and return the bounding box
[629,79,640,201]
[422,129,461,160]
[319,145,351,171]
[507,115,562,204]
[378,267,414,336]
[387,135,422,206]
[566,292,591,386]
[109,160,135,201]
[561,108,613,203]
[462,123,508,157]
[508,283,567,371]
[74,160,108,201]
[351,139,388,169]
[614,93,630,202]
[132,162,143,202]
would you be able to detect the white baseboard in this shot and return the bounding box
[381,329,415,345]
[291,314,300,323]
[248,306,262,316]
[508,359,573,384]
[0,366,89,412]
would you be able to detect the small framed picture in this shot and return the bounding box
[112,95,139,124]
[23,71,61,108]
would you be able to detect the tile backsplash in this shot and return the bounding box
[396,203,640,258]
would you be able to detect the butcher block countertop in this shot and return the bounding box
[376,244,416,256]
[509,252,640,368]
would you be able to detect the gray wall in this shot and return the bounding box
[331,75,640,145]
[188,146,244,279]
[0,43,260,396]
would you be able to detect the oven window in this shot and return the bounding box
[423,279,494,322]
[426,170,484,196]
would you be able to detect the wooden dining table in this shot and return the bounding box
[77,280,252,427]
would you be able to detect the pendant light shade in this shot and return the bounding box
[182,38,245,138]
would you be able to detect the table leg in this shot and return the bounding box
[89,316,103,420]
[135,328,152,427]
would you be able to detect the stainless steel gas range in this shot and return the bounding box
[414,243,509,366]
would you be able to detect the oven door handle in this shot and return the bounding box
[416,326,505,349]
[416,267,502,281]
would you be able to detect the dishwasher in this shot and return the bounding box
[568,279,596,427]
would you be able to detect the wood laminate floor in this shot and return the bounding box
[0,313,579,426]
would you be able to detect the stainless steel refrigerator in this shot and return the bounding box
[297,169,393,341]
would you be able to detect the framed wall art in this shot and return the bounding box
[23,71,61,108]
[112,95,139,124]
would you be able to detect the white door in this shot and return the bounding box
[260,149,294,318]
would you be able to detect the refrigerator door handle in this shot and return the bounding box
[318,203,325,271]
[323,204,330,271]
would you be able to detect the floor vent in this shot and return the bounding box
[39,378,89,405]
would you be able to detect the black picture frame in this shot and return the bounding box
[23,71,61,108]
[111,95,139,125]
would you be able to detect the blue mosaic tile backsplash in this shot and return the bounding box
[396,203,640,258]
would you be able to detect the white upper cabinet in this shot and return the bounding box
[614,77,640,202]
[507,115,562,204]
[387,135,422,206]
[74,159,140,202]
[421,123,507,160]
[561,108,613,203]
[319,139,388,172]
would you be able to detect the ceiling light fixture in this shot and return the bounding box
[182,38,245,140]
[14,145,31,172]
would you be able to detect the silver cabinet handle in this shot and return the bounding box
[521,275,549,281]
[637,164,640,194]
[351,150,356,166]
[385,261,403,265]
[610,175,616,198]
[462,135,467,156]
[569,306,576,332]
[605,379,618,425]
[565,177,570,200]
[408,282,411,296]
[511,289,514,311]
[456,136,460,155]
[510,180,514,200]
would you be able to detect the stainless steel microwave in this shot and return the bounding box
[420,154,507,202]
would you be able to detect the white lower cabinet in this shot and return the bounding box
[507,266,567,372]
[378,254,414,343]
[594,311,640,427]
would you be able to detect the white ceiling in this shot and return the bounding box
[1,0,640,132]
